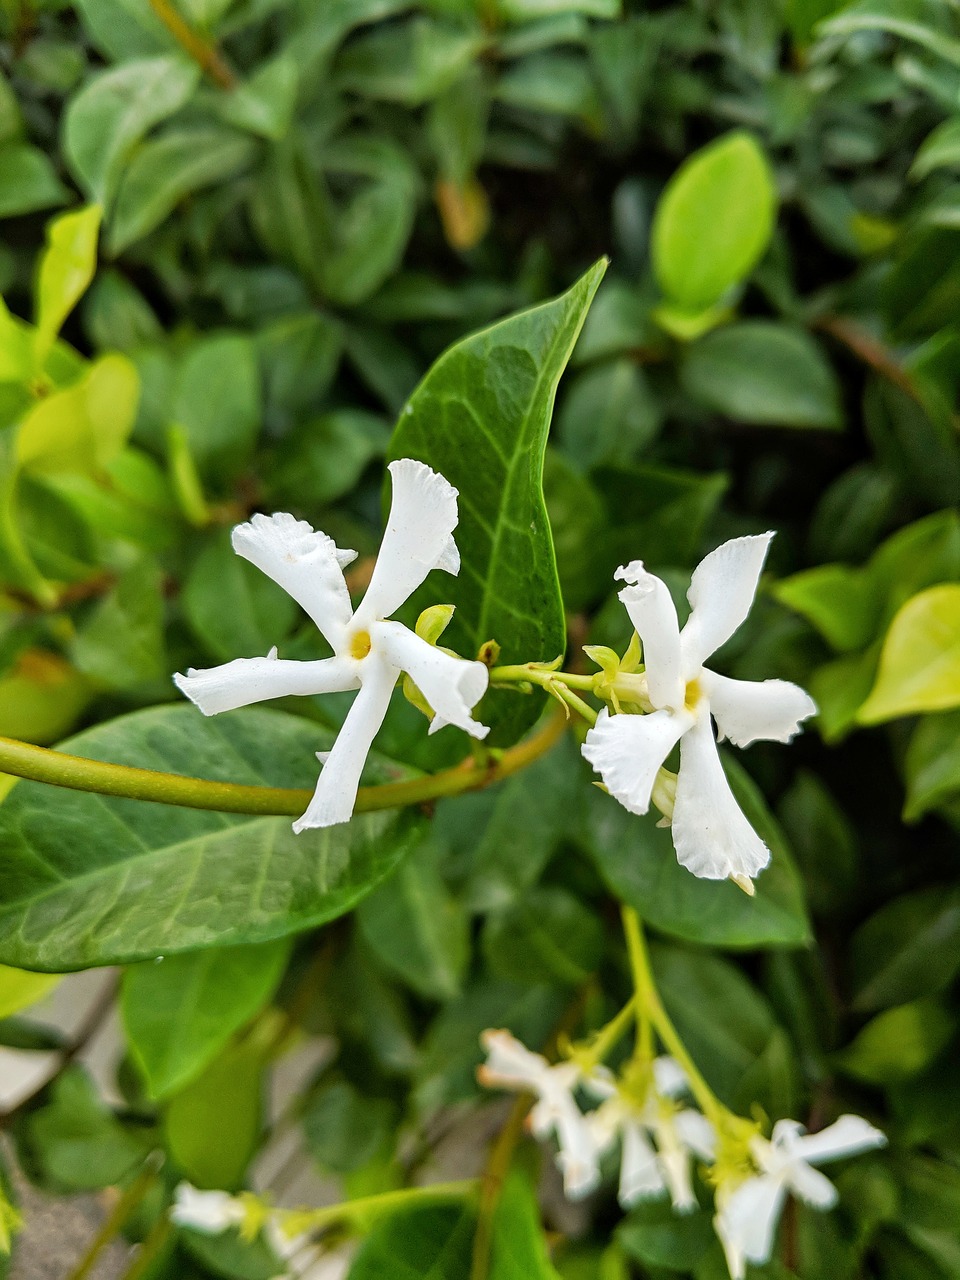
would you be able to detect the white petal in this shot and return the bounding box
[582,708,692,816]
[615,562,684,711]
[720,1174,788,1266]
[674,1109,717,1162]
[714,1212,746,1280]
[356,459,460,623]
[703,671,817,748]
[478,1030,552,1095]
[170,1184,244,1234]
[787,1162,838,1209]
[555,1098,602,1200]
[373,621,489,739]
[652,1056,688,1098]
[659,1144,697,1213]
[672,714,770,882]
[584,1096,625,1155]
[231,513,355,652]
[618,1121,666,1208]
[680,533,774,673]
[292,656,398,832]
[793,1115,887,1166]
[174,654,358,717]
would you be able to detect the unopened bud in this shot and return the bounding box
[415,604,455,645]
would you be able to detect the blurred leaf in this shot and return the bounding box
[63,56,200,204]
[773,564,877,652]
[557,359,660,470]
[71,558,166,691]
[823,1,960,67]
[220,55,298,141]
[543,448,606,610]
[489,1169,561,1279]
[858,585,960,723]
[73,0,176,61]
[851,886,960,1011]
[388,260,606,745]
[265,410,388,507]
[0,965,59,1019]
[173,333,261,483]
[618,1200,715,1270]
[358,839,469,1000]
[482,886,604,986]
[183,529,298,663]
[652,131,777,315]
[0,706,422,969]
[912,117,960,179]
[122,939,290,1099]
[777,770,858,915]
[335,17,483,106]
[17,353,139,474]
[836,996,955,1084]
[165,1038,263,1189]
[35,205,102,359]
[302,1079,397,1174]
[0,649,91,744]
[346,1204,476,1279]
[584,757,811,948]
[181,1226,281,1280]
[904,709,960,820]
[0,144,69,220]
[108,128,256,253]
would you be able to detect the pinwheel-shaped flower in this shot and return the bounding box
[714,1115,886,1280]
[175,459,489,832]
[582,534,816,889]
[478,1030,600,1198]
[586,1058,715,1212]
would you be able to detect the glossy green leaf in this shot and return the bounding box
[851,886,960,1011]
[773,564,878,652]
[122,938,291,1099]
[652,132,777,314]
[346,1205,476,1280]
[388,260,606,744]
[0,143,69,219]
[836,996,955,1084]
[681,322,842,429]
[64,56,200,204]
[904,709,960,821]
[584,757,811,948]
[858,585,960,723]
[823,1,960,67]
[489,1170,561,1280]
[0,706,421,970]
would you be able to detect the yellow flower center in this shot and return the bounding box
[350,629,372,660]
[684,677,702,712]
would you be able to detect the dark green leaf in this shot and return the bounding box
[302,1079,397,1174]
[850,886,960,1011]
[489,1170,561,1279]
[346,1205,476,1280]
[0,144,70,219]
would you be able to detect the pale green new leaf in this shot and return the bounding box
[388,260,607,744]
[0,706,422,970]
[34,204,102,358]
[858,584,960,723]
[122,939,290,1099]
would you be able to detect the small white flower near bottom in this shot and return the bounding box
[582,534,816,890]
[174,460,489,832]
[713,1115,886,1280]
[586,1058,715,1212]
[478,1029,600,1198]
[170,1183,246,1234]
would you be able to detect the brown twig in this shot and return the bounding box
[148,0,236,89]
[816,314,917,401]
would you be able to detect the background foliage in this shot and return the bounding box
[0,0,959,1276]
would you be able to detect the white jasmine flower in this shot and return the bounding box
[478,1029,600,1198]
[171,1183,246,1234]
[175,459,489,831]
[582,534,816,888]
[714,1115,886,1280]
[586,1058,715,1211]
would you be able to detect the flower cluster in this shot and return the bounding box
[175,462,815,891]
[478,1030,885,1278]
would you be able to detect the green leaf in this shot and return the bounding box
[772,564,878,652]
[219,56,299,141]
[73,0,176,61]
[264,409,388,508]
[482,887,604,987]
[0,143,69,219]
[0,706,421,970]
[70,558,167,691]
[777,771,858,917]
[0,649,91,745]
[857,585,960,723]
[165,1038,263,1189]
[335,18,483,106]
[618,1200,715,1270]
[35,205,102,358]
[556,359,660,470]
[16,353,139,475]
[489,1170,561,1280]
[346,1205,476,1280]
[181,1226,281,1280]
[387,260,607,745]
[911,118,960,180]
[681,322,842,429]
[822,0,960,67]
[652,131,777,314]
[583,757,811,949]
[595,463,728,571]
[183,529,298,663]
[302,1079,397,1174]
[0,965,60,1019]
[357,838,469,1000]
[173,333,261,484]
[836,997,955,1085]
[108,127,256,253]
[121,938,290,1099]
[63,56,200,204]
[850,886,960,1011]
[904,709,960,821]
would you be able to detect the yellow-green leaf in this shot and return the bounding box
[17,353,139,474]
[34,204,102,360]
[0,649,91,744]
[858,585,960,724]
[0,963,60,1019]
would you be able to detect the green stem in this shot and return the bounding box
[621,907,725,1125]
[68,1159,159,1280]
[0,709,566,816]
[577,996,636,1072]
[293,1180,477,1233]
[489,665,599,725]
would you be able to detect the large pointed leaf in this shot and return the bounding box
[387,261,606,744]
[0,706,421,971]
